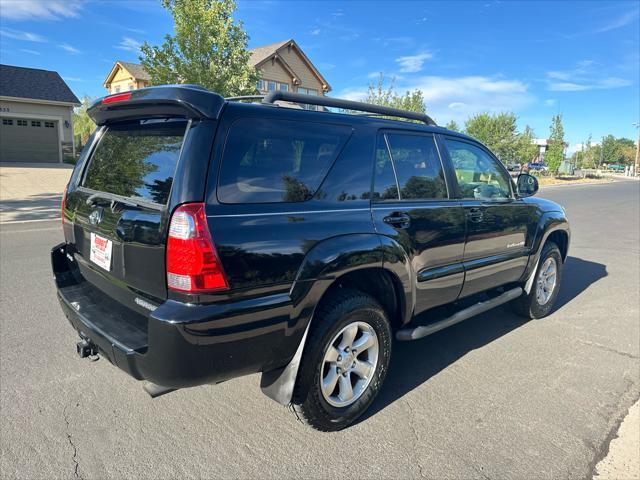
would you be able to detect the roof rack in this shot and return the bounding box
[225,95,265,102]
[261,91,437,126]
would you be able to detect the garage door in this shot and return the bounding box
[0,117,59,163]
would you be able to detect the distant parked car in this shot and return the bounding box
[506,162,521,172]
[528,162,548,172]
[607,164,625,172]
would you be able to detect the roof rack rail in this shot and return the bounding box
[262,91,437,126]
[226,95,265,102]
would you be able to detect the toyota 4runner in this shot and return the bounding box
[52,86,570,431]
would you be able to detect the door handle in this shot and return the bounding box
[383,212,411,229]
[467,207,484,223]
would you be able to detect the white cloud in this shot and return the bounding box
[115,37,142,52]
[63,76,83,82]
[338,75,533,124]
[59,43,80,54]
[544,99,556,106]
[546,61,632,91]
[0,0,82,21]
[548,77,631,91]
[310,28,321,35]
[19,48,40,55]
[595,8,639,33]
[395,52,433,73]
[0,28,46,42]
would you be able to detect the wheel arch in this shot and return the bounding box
[260,233,409,405]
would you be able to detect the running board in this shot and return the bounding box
[396,287,523,341]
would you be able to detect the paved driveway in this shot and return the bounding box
[0,163,72,223]
[0,180,638,479]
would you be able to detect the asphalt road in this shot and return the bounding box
[1,180,638,479]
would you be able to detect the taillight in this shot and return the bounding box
[166,203,229,293]
[102,92,132,104]
[61,184,68,226]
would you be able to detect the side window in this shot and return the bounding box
[445,139,512,200]
[386,133,448,200]
[372,137,399,200]
[218,118,351,203]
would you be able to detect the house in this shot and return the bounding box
[533,138,568,163]
[103,61,151,94]
[103,39,331,102]
[0,64,80,163]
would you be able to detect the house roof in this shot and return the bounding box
[117,61,151,81]
[248,40,291,66]
[0,64,80,105]
[103,39,331,92]
[103,60,151,87]
[248,39,331,92]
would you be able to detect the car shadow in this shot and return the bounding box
[359,256,607,423]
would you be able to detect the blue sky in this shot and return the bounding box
[0,0,638,151]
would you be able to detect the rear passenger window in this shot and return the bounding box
[218,118,351,203]
[386,133,448,200]
[82,119,187,205]
[373,139,399,200]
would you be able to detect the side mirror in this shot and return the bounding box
[517,173,538,197]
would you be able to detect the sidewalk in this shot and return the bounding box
[0,163,73,223]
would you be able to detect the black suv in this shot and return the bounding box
[52,86,570,431]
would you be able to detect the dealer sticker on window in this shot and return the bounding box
[90,233,113,271]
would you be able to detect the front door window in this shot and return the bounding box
[445,139,512,200]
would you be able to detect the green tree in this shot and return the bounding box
[465,112,533,163]
[514,125,538,165]
[444,120,460,132]
[600,135,636,165]
[73,96,96,148]
[545,114,565,174]
[139,0,259,97]
[364,74,428,120]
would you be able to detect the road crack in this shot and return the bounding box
[63,403,82,480]
[403,398,428,478]
[577,339,639,360]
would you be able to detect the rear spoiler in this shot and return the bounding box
[88,85,226,125]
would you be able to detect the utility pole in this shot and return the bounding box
[633,122,639,176]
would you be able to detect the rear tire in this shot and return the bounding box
[512,241,563,319]
[291,289,392,431]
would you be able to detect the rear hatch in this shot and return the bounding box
[67,118,188,305]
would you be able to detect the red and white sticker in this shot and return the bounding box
[90,233,113,271]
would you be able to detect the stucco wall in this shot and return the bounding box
[0,99,74,142]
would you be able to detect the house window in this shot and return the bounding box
[114,86,121,93]
[128,83,134,91]
[297,87,319,110]
[44,121,55,128]
[2,119,13,126]
[258,80,289,93]
[31,120,41,127]
[17,119,27,126]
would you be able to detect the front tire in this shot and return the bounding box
[512,241,563,319]
[291,289,392,431]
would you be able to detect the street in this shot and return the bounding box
[1,180,638,479]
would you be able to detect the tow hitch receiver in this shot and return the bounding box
[76,340,98,358]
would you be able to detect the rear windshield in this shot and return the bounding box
[82,119,188,205]
[218,118,351,203]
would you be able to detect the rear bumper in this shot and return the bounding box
[52,243,298,388]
